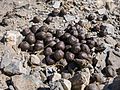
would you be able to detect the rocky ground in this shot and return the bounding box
[0,0,120,90]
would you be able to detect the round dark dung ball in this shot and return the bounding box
[19,41,30,51]
[25,33,36,45]
[34,40,44,51]
[44,16,53,24]
[30,25,39,34]
[51,9,59,17]
[71,45,81,54]
[53,50,64,61]
[36,31,46,40]
[22,28,31,36]
[81,44,90,54]
[44,47,53,56]
[37,25,48,32]
[55,41,65,50]
[46,56,55,65]
[65,52,75,61]
[32,16,40,23]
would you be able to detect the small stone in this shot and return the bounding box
[51,73,61,82]
[61,72,71,79]
[96,0,104,8]
[12,75,49,90]
[105,36,117,46]
[30,54,41,65]
[38,55,45,62]
[100,23,115,36]
[53,1,61,8]
[4,31,23,46]
[85,83,100,90]
[3,61,27,75]
[0,74,10,89]
[102,65,116,77]
[95,52,107,70]
[60,79,72,90]
[105,1,116,11]
[107,51,120,69]
[64,14,75,22]
[97,8,107,15]
[49,80,64,90]
[70,68,90,90]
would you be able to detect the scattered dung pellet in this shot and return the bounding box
[32,16,41,23]
[19,41,30,51]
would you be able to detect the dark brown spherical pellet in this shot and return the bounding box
[78,34,85,40]
[59,9,67,17]
[87,40,95,49]
[61,33,71,41]
[54,38,60,43]
[51,9,59,17]
[37,25,48,32]
[44,47,53,56]
[102,14,108,21]
[56,30,65,38]
[47,40,56,47]
[28,45,34,52]
[81,44,90,54]
[44,16,53,24]
[30,25,39,34]
[32,16,40,23]
[55,41,65,50]
[34,41,44,51]
[93,25,100,32]
[70,29,78,37]
[80,40,86,44]
[36,31,46,40]
[46,56,55,65]
[71,45,81,54]
[44,36,53,43]
[65,52,75,61]
[22,28,31,36]
[25,33,36,45]
[78,52,88,59]
[65,45,72,51]
[67,35,79,45]
[19,41,30,51]
[53,50,64,61]
[46,32,53,37]
[87,14,96,21]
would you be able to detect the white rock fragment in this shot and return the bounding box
[4,31,23,46]
[30,54,41,65]
[102,23,115,36]
[96,0,104,8]
[60,79,72,90]
[52,73,61,82]
[3,61,27,75]
[98,8,107,14]
[53,1,61,8]
[64,14,76,22]
[105,35,117,46]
